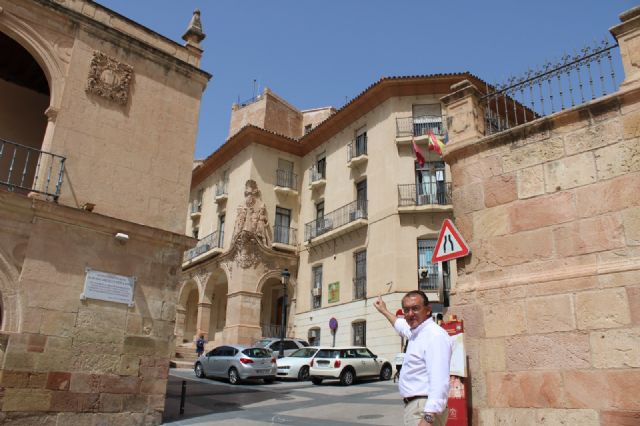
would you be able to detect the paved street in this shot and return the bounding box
[164,368,403,425]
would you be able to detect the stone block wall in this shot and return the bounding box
[442,75,640,426]
[0,193,191,424]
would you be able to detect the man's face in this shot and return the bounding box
[402,295,431,329]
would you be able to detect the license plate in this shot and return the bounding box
[257,369,270,374]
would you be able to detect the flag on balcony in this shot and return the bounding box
[427,130,446,157]
[412,137,426,167]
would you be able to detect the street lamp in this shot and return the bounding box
[279,268,290,358]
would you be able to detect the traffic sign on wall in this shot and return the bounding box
[431,219,470,263]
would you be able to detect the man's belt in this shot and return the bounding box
[402,395,428,404]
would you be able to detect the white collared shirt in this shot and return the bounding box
[394,317,452,414]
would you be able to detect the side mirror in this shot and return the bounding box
[372,354,378,359]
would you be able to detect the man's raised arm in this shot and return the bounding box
[374,295,398,325]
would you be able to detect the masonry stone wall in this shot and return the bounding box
[442,10,640,423]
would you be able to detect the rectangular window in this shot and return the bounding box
[355,127,367,157]
[304,124,313,134]
[192,226,199,239]
[412,104,443,136]
[354,250,366,300]
[356,180,367,215]
[308,328,320,346]
[417,239,441,291]
[218,215,225,247]
[316,153,326,179]
[352,321,366,346]
[277,159,295,188]
[274,207,291,244]
[312,265,322,309]
[415,161,446,205]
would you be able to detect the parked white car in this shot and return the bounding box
[276,347,319,380]
[309,346,393,386]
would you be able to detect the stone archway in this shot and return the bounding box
[176,279,199,344]
[201,267,228,345]
[257,272,296,339]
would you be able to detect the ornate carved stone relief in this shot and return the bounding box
[86,51,133,105]
[232,180,271,247]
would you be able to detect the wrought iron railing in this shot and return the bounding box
[398,183,452,206]
[482,39,619,135]
[183,231,221,262]
[215,181,228,197]
[304,200,367,241]
[309,164,326,183]
[347,138,367,162]
[0,138,66,200]
[273,225,297,246]
[396,115,446,138]
[418,264,440,291]
[275,169,297,189]
[353,276,366,300]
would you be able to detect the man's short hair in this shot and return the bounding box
[403,290,429,306]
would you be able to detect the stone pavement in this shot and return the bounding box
[164,368,403,425]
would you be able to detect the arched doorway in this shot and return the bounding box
[177,280,199,344]
[203,269,228,345]
[260,277,292,338]
[0,31,50,195]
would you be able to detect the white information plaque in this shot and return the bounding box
[81,268,136,307]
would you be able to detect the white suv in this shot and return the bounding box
[253,338,309,357]
[309,346,392,386]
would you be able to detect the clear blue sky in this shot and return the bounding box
[97,0,634,159]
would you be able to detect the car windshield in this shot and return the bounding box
[253,339,272,348]
[242,348,272,358]
[316,349,340,358]
[289,348,317,358]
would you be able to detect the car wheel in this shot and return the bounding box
[380,364,392,381]
[228,367,240,385]
[263,377,275,384]
[311,377,323,385]
[339,368,355,386]
[194,363,205,378]
[297,366,310,381]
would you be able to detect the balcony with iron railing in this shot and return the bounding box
[183,231,223,265]
[272,225,297,251]
[0,138,66,201]
[395,115,446,148]
[308,164,326,189]
[397,183,452,213]
[347,137,368,168]
[353,276,367,300]
[304,200,367,245]
[215,181,228,202]
[190,200,202,219]
[274,169,298,195]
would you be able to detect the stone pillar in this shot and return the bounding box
[610,6,640,88]
[222,291,262,345]
[440,80,486,148]
[174,307,187,344]
[195,302,211,340]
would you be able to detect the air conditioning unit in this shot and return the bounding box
[312,288,321,297]
[418,268,429,279]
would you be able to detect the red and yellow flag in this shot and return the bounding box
[427,130,446,157]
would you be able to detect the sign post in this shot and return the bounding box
[329,317,338,347]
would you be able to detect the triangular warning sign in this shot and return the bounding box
[432,219,470,263]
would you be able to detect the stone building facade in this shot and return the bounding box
[0,0,209,423]
[177,74,491,362]
[443,8,640,425]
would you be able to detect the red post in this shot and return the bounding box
[440,317,468,426]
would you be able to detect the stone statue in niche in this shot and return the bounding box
[232,180,271,246]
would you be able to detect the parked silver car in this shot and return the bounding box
[253,337,309,357]
[194,345,277,384]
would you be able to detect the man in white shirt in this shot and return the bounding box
[374,291,452,426]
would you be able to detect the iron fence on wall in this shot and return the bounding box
[483,39,619,135]
[0,137,66,200]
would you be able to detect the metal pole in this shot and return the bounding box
[279,269,289,358]
[179,380,186,415]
